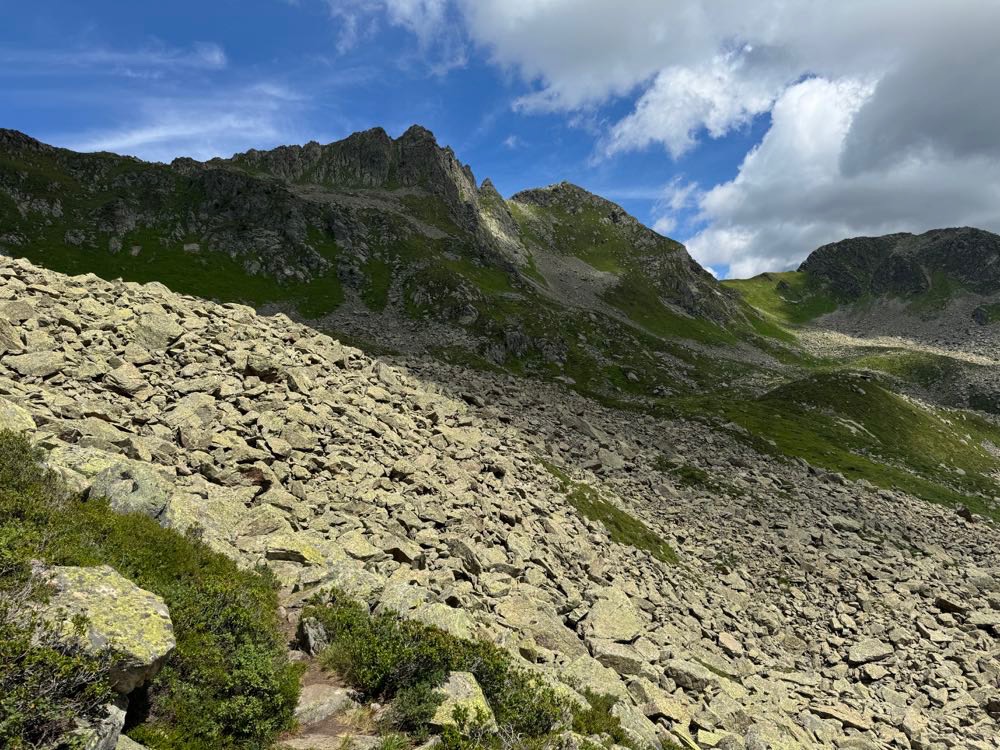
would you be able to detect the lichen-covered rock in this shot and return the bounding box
[48,444,126,479]
[75,699,127,750]
[581,589,644,643]
[88,461,173,518]
[116,736,151,750]
[42,565,175,693]
[0,395,34,432]
[431,671,497,731]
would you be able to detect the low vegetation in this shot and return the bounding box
[543,461,678,564]
[0,431,301,750]
[303,590,650,750]
[723,271,838,325]
[676,372,1000,519]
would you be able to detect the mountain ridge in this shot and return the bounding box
[0,125,774,402]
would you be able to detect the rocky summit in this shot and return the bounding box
[2,254,999,750]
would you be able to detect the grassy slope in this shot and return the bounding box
[723,271,838,325]
[0,432,300,750]
[676,372,1000,519]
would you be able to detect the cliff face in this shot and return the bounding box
[799,227,1000,300]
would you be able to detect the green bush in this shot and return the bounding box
[571,691,632,747]
[304,591,566,738]
[0,591,114,750]
[384,682,443,735]
[0,431,301,750]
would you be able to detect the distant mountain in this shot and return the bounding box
[0,126,785,400]
[798,227,1000,301]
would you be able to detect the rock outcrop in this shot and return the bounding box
[40,565,175,694]
[799,227,1000,300]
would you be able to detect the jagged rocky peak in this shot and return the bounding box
[0,128,51,153]
[800,227,1000,300]
[215,124,478,198]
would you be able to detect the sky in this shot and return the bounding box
[3,1,1000,278]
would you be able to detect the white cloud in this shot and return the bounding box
[61,83,311,163]
[603,46,788,158]
[0,42,228,75]
[326,0,465,71]
[436,0,1000,275]
[685,77,1000,277]
[650,178,700,236]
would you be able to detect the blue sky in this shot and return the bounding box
[3,1,999,278]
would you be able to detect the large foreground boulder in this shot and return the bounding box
[41,565,176,693]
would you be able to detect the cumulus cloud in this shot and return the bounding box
[686,77,1000,277]
[603,45,792,159]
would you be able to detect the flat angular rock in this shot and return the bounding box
[5,350,66,377]
[495,596,588,658]
[664,658,719,693]
[0,318,22,352]
[88,461,173,518]
[295,683,358,727]
[560,654,630,700]
[582,589,644,643]
[810,703,873,731]
[589,638,647,675]
[104,362,147,396]
[134,314,183,350]
[847,638,893,666]
[0,396,35,432]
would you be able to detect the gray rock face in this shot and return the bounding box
[799,227,1000,299]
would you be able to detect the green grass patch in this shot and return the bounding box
[906,271,964,314]
[677,373,1000,518]
[510,201,630,274]
[975,302,1000,324]
[0,431,301,750]
[542,461,677,564]
[850,350,968,389]
[362,257,393,311]
[724,271,838,325]
[400,194,462,235]
[603,272,735,345]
